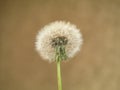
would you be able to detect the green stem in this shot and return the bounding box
[57,60,62,90]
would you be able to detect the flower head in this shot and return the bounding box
[35,21,83,62]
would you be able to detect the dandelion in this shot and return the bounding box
[35,21,83,90]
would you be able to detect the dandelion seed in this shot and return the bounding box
[35,21,83,62]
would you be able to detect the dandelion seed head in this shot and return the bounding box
[35,21,83,62]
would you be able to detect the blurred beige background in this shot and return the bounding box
[0,0,120,90]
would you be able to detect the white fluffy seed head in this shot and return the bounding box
[35,21,83,62]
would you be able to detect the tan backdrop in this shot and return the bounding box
[0,0,120,90]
